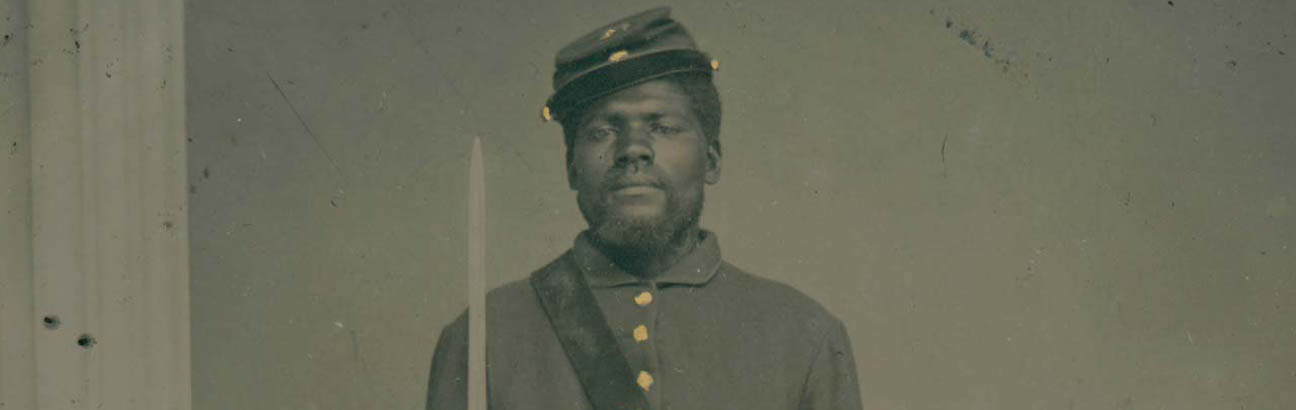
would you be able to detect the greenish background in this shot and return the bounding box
[186,0,1295,409]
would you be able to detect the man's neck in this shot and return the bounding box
[593,225,702,279]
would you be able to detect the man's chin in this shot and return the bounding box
[607,204,665,220]
[591,215,675,252]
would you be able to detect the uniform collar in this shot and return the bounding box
[570,229,722,288]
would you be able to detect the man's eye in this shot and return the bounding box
[585,127,615,140]
[651,124,681,134]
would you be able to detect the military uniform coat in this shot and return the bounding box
[426,231,862,410]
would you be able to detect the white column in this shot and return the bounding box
[6,0,192,409]
[0,0,37,409]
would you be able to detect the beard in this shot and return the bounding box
[577,178,704,256]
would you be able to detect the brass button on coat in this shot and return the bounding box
[633,325,649,342]
[637,371,654,391]
[634,291,653,306]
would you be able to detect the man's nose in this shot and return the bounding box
[614,130,654,168]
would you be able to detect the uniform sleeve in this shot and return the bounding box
[426,312,468,410]
[799,318,863,410]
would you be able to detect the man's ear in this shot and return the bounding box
[703,142,721,185]
[565,147,578,190]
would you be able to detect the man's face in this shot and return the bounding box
[566,79,721,252]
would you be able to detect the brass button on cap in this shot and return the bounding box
[634,291,653,306]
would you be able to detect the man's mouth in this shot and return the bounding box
[612,185,661,196]
[608,176,664,192]
[606,177,666,202]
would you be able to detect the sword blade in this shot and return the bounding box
[468,137,487,410]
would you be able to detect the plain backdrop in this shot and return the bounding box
[186,0,1295,409]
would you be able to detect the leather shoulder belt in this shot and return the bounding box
[531,254,649,410]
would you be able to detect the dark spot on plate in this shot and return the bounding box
[1167,1,1174,6]
[43,315,61,329]
[202,167,210,179]
[162,220,174,229]
[76,334,96,349]
[945,19,952,28]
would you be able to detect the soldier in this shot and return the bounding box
[427,7,862,410]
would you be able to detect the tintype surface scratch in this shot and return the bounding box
[267,72,345,181]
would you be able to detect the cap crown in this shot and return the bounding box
[544,6,714,122]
